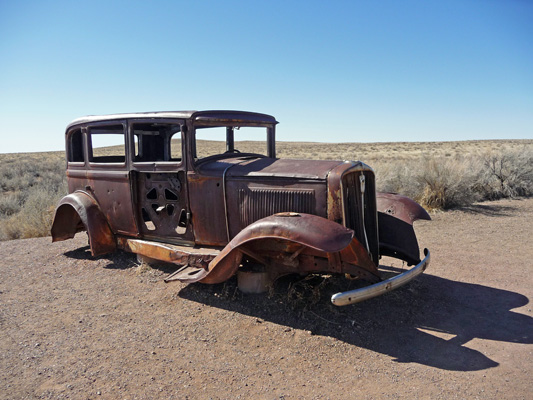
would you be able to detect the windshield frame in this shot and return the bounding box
[191,122,276,165]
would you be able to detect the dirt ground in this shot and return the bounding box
[1,198,532,399]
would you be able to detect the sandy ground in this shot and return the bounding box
[1,198,532,399]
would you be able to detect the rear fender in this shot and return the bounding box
[199,212,379,284]
[51,191,116,256]
[376,192,430,265]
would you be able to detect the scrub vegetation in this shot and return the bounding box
[0,152,67,241]
[1,139,532,240]
[286,139,533,210]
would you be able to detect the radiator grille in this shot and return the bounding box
[238,188,315,227]
[342,171,379,262]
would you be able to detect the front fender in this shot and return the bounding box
[198,212,378,284]
[51,191,116,256]
[376,192,430,265]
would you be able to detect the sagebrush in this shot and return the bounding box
[0,153,67,240]
[374,147,533,210]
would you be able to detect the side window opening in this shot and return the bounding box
[170,131,182,161]
[68,128,84,162]
[194,127,226,159]
[132,123,181,162]
[89,125,126,163]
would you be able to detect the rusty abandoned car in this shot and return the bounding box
[51,110,430,305]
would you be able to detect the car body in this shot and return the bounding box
[51,110,430,305]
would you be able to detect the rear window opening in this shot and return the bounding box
[67,128,84,162]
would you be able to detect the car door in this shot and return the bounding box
[85,121,138,236]
[129,119,194,245]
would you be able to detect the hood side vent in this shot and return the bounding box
[238,188,315,227]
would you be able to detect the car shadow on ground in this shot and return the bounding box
[178,272,532,372]
[61,243,531,372]
[63,245,93,260]
[64,245,140,270]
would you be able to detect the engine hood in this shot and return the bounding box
[196,156,345,180]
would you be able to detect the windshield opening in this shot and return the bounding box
[193,126,269,161]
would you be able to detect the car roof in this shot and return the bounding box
[66,110,277,131]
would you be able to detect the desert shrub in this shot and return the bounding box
[8,188,60,239]
[375,162,416,198]
[377,156,484,210]
[414,157,482,210]
[0,152,66,241]
[477,148,533,200]
[376,147,533,210]
[0,192,25,217]
[0,184,66,240]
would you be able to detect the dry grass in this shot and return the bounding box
[0,152,67,241]
[1,139,532,240]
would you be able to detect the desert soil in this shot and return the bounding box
[1,198,532,399]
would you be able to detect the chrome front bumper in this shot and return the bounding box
[331,248,430,306]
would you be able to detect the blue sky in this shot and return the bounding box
[0,0,531,153]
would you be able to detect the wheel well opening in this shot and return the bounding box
[51,204,85,242]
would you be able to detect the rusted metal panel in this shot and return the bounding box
[339,239,380,282]
[117,237,218,269]
[193,110,277,126]
[194,213,380,285]
[66,169,88,193]
[51,191,116,256]
[376,192,431,265]
[67,111,197,130]
[85,170,137,235]
[226,212,355,253]
[225,158,342,180]
[226,179,327,238]
[326,162,367,223]
[134,171,194,244]
[341,169,379,263]
[376,192,431,224]
[191,156,333,244]
[377,212,423,265]
[327,162,379,262]
[187,173,227,246]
